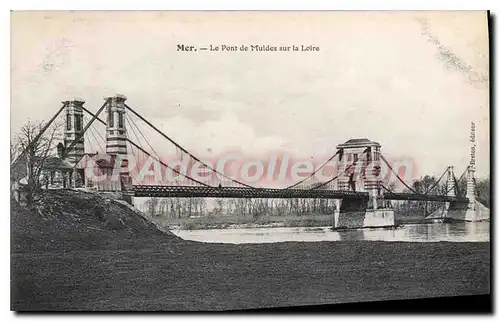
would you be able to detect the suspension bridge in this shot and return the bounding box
[11,94,488,228]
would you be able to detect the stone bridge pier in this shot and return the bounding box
[333,195,395,230]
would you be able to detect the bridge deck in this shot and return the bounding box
[132,185,469,203]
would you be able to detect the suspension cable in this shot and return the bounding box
[86,116,105,153]
[453,167,468,196]
[124,115,158,185]
[124,115,143,166]
[89,126,104,153]
[380,154,419,194]
[380,183,396,195]
[423,167,449,195]
[124,103,254,188]
[82,107,107,149]
[82,106,106,126]
[126,138,210,187]
[126,113,160,158]
[77,110,208,187]
[125,114,144,148]
[453,175,461,197]
[442,182,457,196]
[285,149,340,189]
[125,140,144,186]
[65,99,109,156]
[91,122,106,144]
[126,114,170,185]
[311,149,368,190]
[12,103,67,168]
[312,163,355,190]
[70,114,107,170]
[86,129,96,154]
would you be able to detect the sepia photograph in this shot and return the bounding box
[9,10,491,312]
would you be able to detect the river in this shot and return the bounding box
[171,221,490,244]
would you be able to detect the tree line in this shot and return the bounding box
[139,197,340,219]
[141,175,491,219]
[392,174,490,216]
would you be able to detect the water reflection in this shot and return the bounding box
[171,221,490,244]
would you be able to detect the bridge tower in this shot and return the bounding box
[105,94,128,155]
[335,138,381,193]
[445,166,456,197]
[428,163,489,222]
[365,143,382,210]
[333,138,394,229]
[102,94,133,204]
[439,166,457,218]
[63,99,86,187]
[466,165,475,211]
[63,99,85,164]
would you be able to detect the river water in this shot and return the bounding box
[171,221,490,244]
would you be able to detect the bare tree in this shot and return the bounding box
[198,198,207,216]
[10,141,22,164]
[12,120,61,209]
[213,198,226,216]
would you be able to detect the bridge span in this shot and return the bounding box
[132,185,469,203]
[11,94,487,228]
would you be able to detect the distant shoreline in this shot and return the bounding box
[157,214,488,231]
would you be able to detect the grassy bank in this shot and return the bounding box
[11,190,490,311]
[10,190,180,253]
[12,240,490,311]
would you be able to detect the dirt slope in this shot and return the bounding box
[11,189,181,253]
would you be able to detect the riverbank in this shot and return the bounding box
[158,213,335,230]
[151,212,431,230]
[12,239,490,311]
[11,190,490,311]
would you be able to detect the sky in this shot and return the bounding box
[11,11,490,180]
